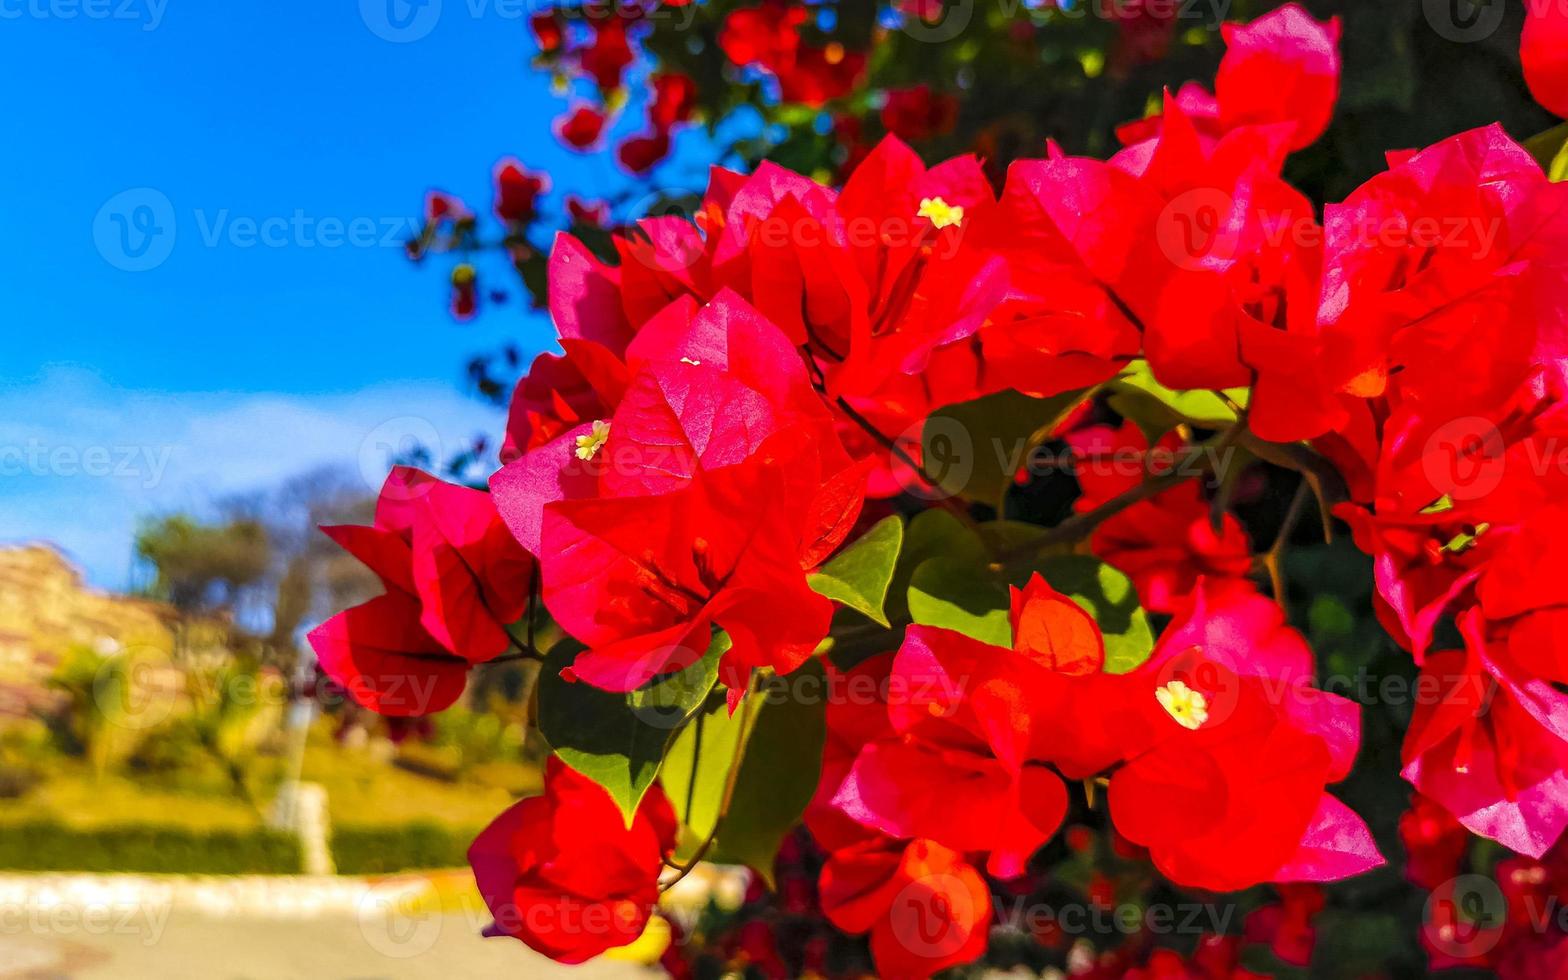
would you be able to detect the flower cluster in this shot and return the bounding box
[316,3,1568,976]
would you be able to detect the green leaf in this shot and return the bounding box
[922,387,1095,507]
[906,536,1155,673]
[809,515,904,626]
[1108,360,1248,438]
[907,556,1012,646]
[1525,121,1568,177]
[661,663,827,888]
[661,693,752,861]
[536,633,727,824]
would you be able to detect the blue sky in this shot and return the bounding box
[0,2,716,587]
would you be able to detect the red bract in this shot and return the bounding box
[880,85,958,143]
[818,835,992,980]
[500,340,628,461]
[529,12,563,54]
[554,105,606,151]
[1524,0,1568,118]
[617,129,671,174]
[1476,503,1568,684]
[309,468,533,715]
[1400,792,1471,890]
[1213,4,1340,151]
[828,624,1074,878]
[490,292,865,690]
[543,135,1009,495]
[719,2,866,106]
[1107,584,1377,891]
[494,159,549,224]
[1318,125,1568,419]
[580,16,634,92]
[1010,573,1104,674]
[989,151,1150,382]
[468,757,677,963]
[1243,883,1324,967]
[1119,4,1339,154]
[565,195,609,227]
[649,73,697,129]
[1403,610,1568,859]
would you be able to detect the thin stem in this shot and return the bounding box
[833,395,939,489]
[659,680,760,894]
[1261,480,1311,608]
[994,418,1248,565]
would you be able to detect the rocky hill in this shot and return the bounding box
[0,545,175,717]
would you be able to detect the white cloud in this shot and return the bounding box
[0,367,502,589]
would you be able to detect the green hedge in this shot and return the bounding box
[331,822,478,874]
[0,822,303,874]
[0,821,479,875]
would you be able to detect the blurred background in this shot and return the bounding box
[0,0,1550,977]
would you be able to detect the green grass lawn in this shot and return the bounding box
[1,738,538,832]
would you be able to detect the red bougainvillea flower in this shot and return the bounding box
[1213,4,1340,151]
[1107,584,1379,891]
[986,152,1152,399]
[1335,380,1568,657]
[500,339,629,462]
[1244,883,1324,967]
[1065,422,1253,614]
[545,135,1009,495]
[1400,792,1471,891]
[1318,125,1568,419]
[491,292,866,690]
[308,592,466,717]
[493,159,549,224]
[1009,572,1104,674]
[468,757,677,964]
[309,467,533,715]
[1108,0,1179,73]
[828,624,1075,878]
[322,467,532,660]
[423,189,467,225]
[1524,0,1568,118]
[579,15,634,92]
[565,195,609,228]
[649,72,697,129]
[554,104,607,151]
[719,1,866,106]
[880,85,958,142]
[1111,92,1343,440]
[1403,609,1568,859]
[529,12,563,54]
[1119,4,1340,154]
[1475,503,1568,684]
[818,834,992,980]
[617,129,671,174]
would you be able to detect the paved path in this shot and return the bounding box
[0,874,651,980]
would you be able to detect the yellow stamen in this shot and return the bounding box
[917,196,964,229]
[1156,680,1209,731]
[575,419,610,461]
